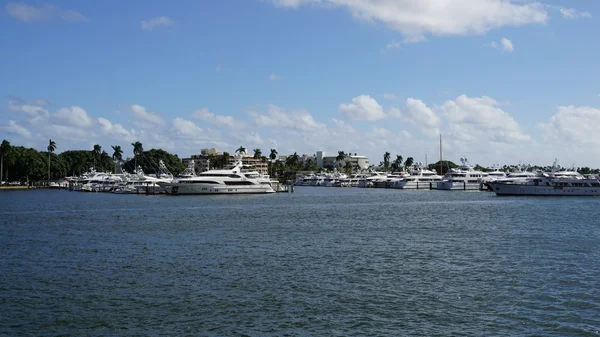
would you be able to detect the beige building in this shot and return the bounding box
[182,151,269,175]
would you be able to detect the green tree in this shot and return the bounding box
[344,160,353,174]
[404,157,414,170]
[47,139,56,184]
[236,146,246,155]
[336,151,346,168]
[383,152,391,170]
[111,145,123,173]
[131,141,143,169]
[1,140,10,183]
[123,148,186,176]
[269,149,278,161]
[253,148,262,159]
[93,144,101,169]
[391,155,403,171]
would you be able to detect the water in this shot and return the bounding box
[1,188,599,336]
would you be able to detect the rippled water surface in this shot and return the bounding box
[1,188,600,336]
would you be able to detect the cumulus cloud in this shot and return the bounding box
[441,94,530,143]
[397,98,441,137]
[8,101,49,117]
[140,16,172,31]
[193,107,241,128]
[2,120,31,138]
[340,95,386,121]
[383,93,397,100]
[271,0,547,40]
[247,104,326,132]
[5,3,89,22]
[130,104,164,128]
[54,106,93,128]
[539,106,600,145]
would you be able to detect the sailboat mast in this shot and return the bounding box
[439,134,443,176]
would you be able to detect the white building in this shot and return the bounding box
[316,151,370,170]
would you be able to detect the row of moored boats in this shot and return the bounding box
[295,158,600,196]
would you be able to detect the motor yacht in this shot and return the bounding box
[436,158,489,190]
[392,163,442,189]
[158,155,275,195]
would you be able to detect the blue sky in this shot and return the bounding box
[2,0,600,168]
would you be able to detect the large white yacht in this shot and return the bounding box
[158,155,275,195]
[392,163,442,189]
[490,170,600,196]
[436,158,489,190]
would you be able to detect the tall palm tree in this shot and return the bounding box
[383,152,391,170]
[1,140,10,184]
[236,145,246,155]
[336,151,346,169]
[392,155,403,171]
[269,149,278,161]
[404,157,414,170]
[253,148,262,159]
[131,141,143,169]
[111,145,123,173]
[93,144,101,170]
[47,139,56,184]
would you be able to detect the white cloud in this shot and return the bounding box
[269,73,281,81]
[560,8,591,20]
[130,104,164,128]
[216,64,221,72]
[193,107,241,128]
[140,16,172,31]
[5,3,89,22]
[397,98,441,137]
[247,104,326,132]
[2,120,31,138]
[339,95,386,121]
[54,106,93,128]
[501,37,514,52]
[271,0,547,40]
[97,117,136,142]
[441,94,530,143]
[539,106,600,145]
[381,35,428,53]
[383,93,397,100]
[8,101,49,117]
[269,0,321,8]
[488,37,514,52]
[172,117,204,137]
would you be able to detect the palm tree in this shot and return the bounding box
[111,145,123,173]
[1,140,10,184]
[336,151,346,169]
[392,155,403,171]
[131,141,143,169]
[383,152,391,170]
[93,144,101,170]
[404,157,414,170]
[269,149,278,161]
[47,139,56,184]
[253,148,262,159]
[236,146,246,155]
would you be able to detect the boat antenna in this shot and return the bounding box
[439,134,442,175]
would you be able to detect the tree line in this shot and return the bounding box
[0,139,186,184]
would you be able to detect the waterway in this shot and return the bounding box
[1,188,599,336]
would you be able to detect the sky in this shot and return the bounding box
[1,0,600,168]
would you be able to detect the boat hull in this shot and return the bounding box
[158,182,274,195]
[491,183,600,196]
[436,181,482,190]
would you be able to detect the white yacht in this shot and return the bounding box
[436,158,489,190]
[392,163,442,189]
[158,156,275,195]
[490,170,600,196]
